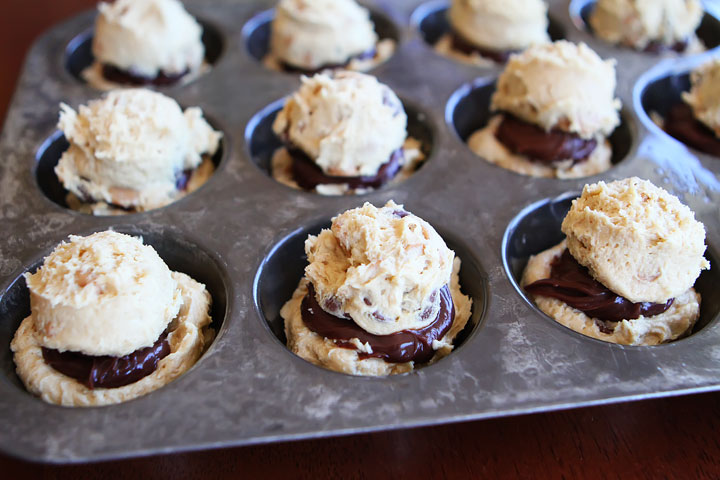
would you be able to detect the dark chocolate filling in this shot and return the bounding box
[524,248,674,325]
[301,283,455,364]
[288,147,403,190]
[101,64,189,86]
[42,330,171,389]
[281,47,377,75]
[664,102,720,157]
[495,114,598,165]
[447,30,518,63]
[643,39,689,54]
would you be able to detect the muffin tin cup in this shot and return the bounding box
[1,0,720,463]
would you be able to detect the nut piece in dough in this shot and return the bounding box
[11,231,214,406]
[55,88,222,215]
[682,58,720,138]
[265,0,394,72]
[589,0,703,52]
[281,201,473,375]
[561,177,710,304]
[84,0,206,89]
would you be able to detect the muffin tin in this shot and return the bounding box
[1,0,720,463]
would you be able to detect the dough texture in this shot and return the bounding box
[305,201,455,335]
[12,271,214,407]
[272,71,407,177]
[590,0,703,50]
[683,58,720,138]
[467,114,612,178]
[55,89,221,213]
[269,0,380,71]
[491,41,621,139]
[562,177,710,303]
[448,0,550,51]
[522,241,700,345]
[91,0,204,78]
[24,231,182,357]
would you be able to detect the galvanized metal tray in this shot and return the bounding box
[1,0,720,463]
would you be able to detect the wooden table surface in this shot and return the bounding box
[2,1,720,478]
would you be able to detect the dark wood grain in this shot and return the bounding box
[2,2,720,478]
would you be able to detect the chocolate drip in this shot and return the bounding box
[281,47,377,75]
[301,283,455,364]
[664,102,720,157]
[289,147,403,190]
[525,249,673,324]
[495,114,598,164]
[448,31,517,63]
[42,331,171,389]
[102,64,189,86]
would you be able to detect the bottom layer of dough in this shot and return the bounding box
[11,272,214,407]
[521,241,701,346]
[281,257,473,376]
[271,137,424,195]
[467,115,613,179]
[434,33,495,67]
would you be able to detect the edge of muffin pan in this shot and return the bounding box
[2,0,720,463]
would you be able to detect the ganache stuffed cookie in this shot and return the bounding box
[281,201,472,375]
[271,71,424,195]
[264,0,394,73]
[55,88,222,215]
[522,177,709,345]
[11,231,214,406]
[83,0,208,89]
[435,0,550,66]
[468,41,621,179]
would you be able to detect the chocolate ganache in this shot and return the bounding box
[448,31,517,63]
[281,47,377,75]
[301,283,455,364]
[525,248,673,324]
[289,147,403,190]
[42,331,170,389]
[102,64,189,87]
[495,114,598,164]
[664,102,720,156]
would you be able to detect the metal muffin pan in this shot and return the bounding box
[1,0,720,463]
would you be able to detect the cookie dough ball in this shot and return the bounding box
[682,59,720,138]
[305,201,455,335]
[270,0,377,71]
[272,71,407,177]
[93,0,205,78]
[23,231,182,357]
[55,88,222,212]
[561,177,710,304]
[492,41,621,139]
[448,0,550,52]
[590,0,703,51]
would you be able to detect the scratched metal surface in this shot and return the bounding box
[0,0,719,463]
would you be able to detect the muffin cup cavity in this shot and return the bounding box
[412,1,565,59]
[64,18,225,85]
[253,219,486,372]
[245,98,434,193]
[34,119,227,214]
[446,79,633,173]
[569,0,720,51]
[502,193,720,344]
[0,227,229,394]
[242,7,400,69]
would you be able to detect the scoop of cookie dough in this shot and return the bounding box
[24,231,182,357]
[448,0,550,52]
[305,201,455,336]
[491,41,621,139]
[682,59,720,138]
[589,0,703,51]
[92,0,204,78]
[270,0,378,71]
[561,177,710,304]
[272,71,407,177]
[55,88,221,212]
